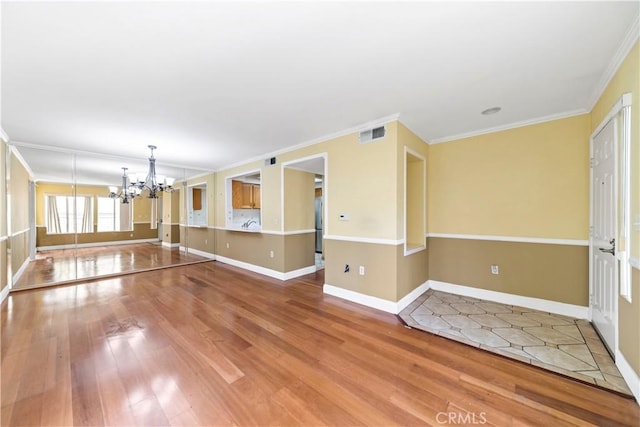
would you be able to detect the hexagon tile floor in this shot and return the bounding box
[398,289,632,396]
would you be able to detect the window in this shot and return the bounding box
[46,195,93,234]
[97,197,133,232]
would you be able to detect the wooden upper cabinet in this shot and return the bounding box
[232,180,261,208]
[252,184,261,208]
[192,188,202,211]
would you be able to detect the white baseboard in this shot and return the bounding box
[397,281,430,313]
[323,284,398,314]
[37,238,160,251]
[0,285,10,304]
[322,281,430,315]
[161,241,181,249]
[615,349,640,403]
[184,247,216,259]
[282,265,317,280]
[428,280,590,320]
[12,257,30,285]
[215,255,314,281]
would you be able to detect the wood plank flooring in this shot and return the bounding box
[2,261,639,426]
[13,243,209,289]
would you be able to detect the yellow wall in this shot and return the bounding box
[8,149,31,282]
[283,168,315,231]
[590,41,640,376]
[428,114,591,239]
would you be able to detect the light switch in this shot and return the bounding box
[339,213,350,221]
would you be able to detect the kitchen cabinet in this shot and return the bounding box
[232,180,260,208]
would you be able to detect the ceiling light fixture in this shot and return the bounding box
[109,145,175,203]
[481,107,502,115]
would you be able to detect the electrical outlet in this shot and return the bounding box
[269,250,274,258]
[344,264,350,273]
[359,266,365,275]
[491,264,499,275]
[205,239,207,245]
[226,242,230,249]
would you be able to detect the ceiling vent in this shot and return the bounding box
[359,125,386,144]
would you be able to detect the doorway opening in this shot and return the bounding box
[282,154,327,272]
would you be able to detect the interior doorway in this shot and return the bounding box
[282,154,327,272]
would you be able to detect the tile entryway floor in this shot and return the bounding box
[399,289,632,396]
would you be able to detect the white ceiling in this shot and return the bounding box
[2,1,639,181]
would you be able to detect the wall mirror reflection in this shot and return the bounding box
[187,182,207,226]
[226,170,261,230]
[8,144,212,290]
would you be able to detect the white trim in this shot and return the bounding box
[592,93,633,138]
[429,109,587,145]
[161,241,180,248]
[11,228,30,237]
[280,152,328,236]
[587,16,640,111]
[184,247,215,259]
[8,145,35,179]
[323,235,404,246]
[282,229,315,236]
[404,246,426,256]
[214,227,315,236]
[0,285,10,304]
[428,280,589,320]
[427,233,588,246]
[219,114,399,172]
[323,284,398,314]
[615,349,640,403]
[282,265,317,280]
[12,257,30,285]
[404,146,427,256]
[0,127,10,143]
[0,235,8,242]
[630,257,640,270]
[36,238,159,251]
[322,281,430,315]
[397,281,431,313]
[215,255,314,281]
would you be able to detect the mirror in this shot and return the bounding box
[187,183,207,226]
[8,144,211,290]
[226,170,261,230]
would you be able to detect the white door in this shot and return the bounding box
[591,118,617,354]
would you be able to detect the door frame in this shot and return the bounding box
[588,93,631,355]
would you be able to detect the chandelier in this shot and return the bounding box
[109,145,175,203]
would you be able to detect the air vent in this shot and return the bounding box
[264,157,276,166]
[359,125,386,144]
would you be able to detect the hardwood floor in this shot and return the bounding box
[13,243,210,290]
[2,261,639,426]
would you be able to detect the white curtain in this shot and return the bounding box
[81,196,92,233]
[46,195,61,234]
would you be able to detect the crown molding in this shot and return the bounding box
[428,109,588,145]
[587,15,640,111]
[9,145,35,179]
[217,113,400,172]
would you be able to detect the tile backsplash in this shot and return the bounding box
[232,209,261,228]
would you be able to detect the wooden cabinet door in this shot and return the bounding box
[232,180,243,208]
[252,184,261,208]
[241,183,253,208]
[192,188,202,211]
